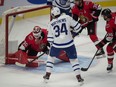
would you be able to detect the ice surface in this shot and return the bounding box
[0,6,116,87]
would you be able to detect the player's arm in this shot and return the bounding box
[96,32,113,49]
[70,0,75,9]
[90,2,102,22]
[70,16,83,37]
[72,14,79,21]
[18,35,31,52]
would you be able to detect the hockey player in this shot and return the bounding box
[71,0,105,57]
[8,26,49,65]
[8,26,69,66]
[43,7,84,84]
[96,8,116,71]
[18,26,49,56]
[47,0,74,16]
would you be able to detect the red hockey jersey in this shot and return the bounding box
[23,29,48,52]
[71,1,100,26]
[105,12,116,41]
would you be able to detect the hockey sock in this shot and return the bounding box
[46,55,55,73]
[69,59,81,75]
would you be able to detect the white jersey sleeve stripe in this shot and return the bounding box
[72,22,82,33]
[47,37,53,42]
[74,27,82,33]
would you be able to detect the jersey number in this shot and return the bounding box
[53,23,68,37]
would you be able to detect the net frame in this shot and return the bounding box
[0,5,50,64]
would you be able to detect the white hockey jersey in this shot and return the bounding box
[47,0,74,10]
[47,14,82,48]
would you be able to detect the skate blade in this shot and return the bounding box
[43,79,49,83]
[107,70,113,73]
[96,54,106,59]
[79,81,84,86]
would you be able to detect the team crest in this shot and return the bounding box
[79,15,88,23]
[39,43,46,50]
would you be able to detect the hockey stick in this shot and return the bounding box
[27,52,45,65]
[81,50,99,71]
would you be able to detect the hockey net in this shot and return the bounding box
[0,5,50,64]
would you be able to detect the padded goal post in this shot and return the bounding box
[0,5,51,64]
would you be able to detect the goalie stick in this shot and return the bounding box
[81,50,99,71]
[26,52,46,65]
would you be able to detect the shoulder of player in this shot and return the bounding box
[111,12,116,18]
[83,1,94,6]
[84,1,92,4]
[106,20,115,30]
[41,29,48,34]
[26,32,34,40]
[61,14,70,17]
[71,4,77,10]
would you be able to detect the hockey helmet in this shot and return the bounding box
[51,7,61,18]
[32,26,42,38]
[101,8,111,18]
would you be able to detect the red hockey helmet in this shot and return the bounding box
[32,26,42,38]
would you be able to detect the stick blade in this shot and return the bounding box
[81,67,88,71]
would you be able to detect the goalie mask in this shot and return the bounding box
[32,26,42,39]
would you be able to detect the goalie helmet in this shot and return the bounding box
[32,26,42,39]
[51,7,61,18]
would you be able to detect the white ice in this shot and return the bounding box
[0,6,116,87]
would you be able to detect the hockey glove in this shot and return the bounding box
[42,43,50,54]
[92,17,99,22]
[96,35,109,49]
[91,14,99,22]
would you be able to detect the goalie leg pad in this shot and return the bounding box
[6,53,18,64]
[15,50,28,64]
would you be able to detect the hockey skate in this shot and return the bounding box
[76,75,84,86]
[43,72,51,83]
[107,63,113,73]
[96,48,105,59]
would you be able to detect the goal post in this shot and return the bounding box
[0,5,50,64]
